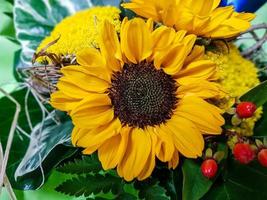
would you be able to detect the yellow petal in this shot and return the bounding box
[76,118,121,148]
[50,91,81,112]
[137,133,157,180]
[165,117,204,158]
[58,68,110,94]
[120,18,153,63]
[175,96,225,134]
[154,44,187,75]
[177,81,223,99]
[184,45,205,66]
[152,26,176,51]
[176,60,217,84]
[98,127,129,170]
[61,65,107,82]
[117,128,151,181]
[148,126,175,162]
[70,94,114,129]
[168,150,179,169]
[99,20,122,72]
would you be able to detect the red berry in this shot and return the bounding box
[201,159,218,179]
[233,143,255,164]
[236,102,257,118]
[258,149,267,167]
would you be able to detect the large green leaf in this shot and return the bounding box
[203,159,267,200]
[0,88,76,190]
[182,159,214,200]
[13,0,120,68]
[0,88,41,189]
[15,111,75,181]
[254,103,267,136]
[240,80,267,107]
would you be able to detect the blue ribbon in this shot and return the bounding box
[220,0,267,12]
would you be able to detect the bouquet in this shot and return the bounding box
[1,0,267,199]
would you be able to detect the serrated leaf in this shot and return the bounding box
[240,80,267,107]
[55,174,123,198]
[182,159,215,200]
[57,154,102,175]
[135,179,170,200]
[15,110,74,180]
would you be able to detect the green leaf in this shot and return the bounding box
[135,179,170,200]
[57,154,102,175]
[140,184,170,200]
[0,88,41,189]
[0,88,76,190]
[254,103,267,136]
[203,159,267,200]
[182,159,214,200]
[0,14,15,38]
[240,80,267,107]
[13,0,119,68]
[55,174,123,198]
[15,111,75,181]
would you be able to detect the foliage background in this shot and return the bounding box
[0,1,267,199]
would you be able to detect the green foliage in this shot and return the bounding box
[57,154,102,175]
[0,88,76,190]
[182,160,214,200]
[134,178,170,200]
[254,103,267,136]
[55,174,124,198]
[240,80,267,107]
[0,0,17,41]
[203,159,267,200]
[0,88,41,189]
[15,111,77,184]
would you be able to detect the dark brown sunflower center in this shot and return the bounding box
[108,62,177,128]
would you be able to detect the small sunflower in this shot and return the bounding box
[122,0,255,38]
[51,18,225,181]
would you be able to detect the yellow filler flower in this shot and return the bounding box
[122,0,255,38]
[50,18,225,181]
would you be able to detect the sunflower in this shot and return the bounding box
[50,18,225,181]
[122,0,255,38]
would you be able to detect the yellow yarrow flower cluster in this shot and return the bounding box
[205,44,262,136]
[36,6,121,61]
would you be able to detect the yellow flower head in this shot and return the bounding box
[122,0,255,38]
[50,18,225,181]
[205,43,262,136]
[36,6,121,60]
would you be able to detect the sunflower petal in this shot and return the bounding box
[76,118,121,148]
[176,60,217,84]
[166,117,204,158]
[98,127,129,170]
[120,18,153,63]
[175,96,224,134]
[117,128,151,181]
[99,20,122,72]
[70,94,113,129]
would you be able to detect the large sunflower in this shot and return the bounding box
[122,0,255,38]
[50,18,225,181]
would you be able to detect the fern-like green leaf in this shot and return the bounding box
[55,174,123,198]
[57,154,102,174]
[135,179,170,200]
